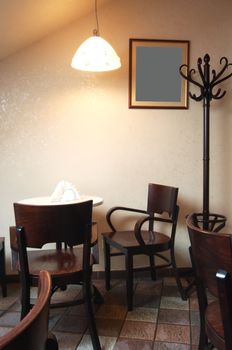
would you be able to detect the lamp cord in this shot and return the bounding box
[93,0,100,36]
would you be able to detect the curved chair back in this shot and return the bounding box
[187,213,232,297]
[14,200,92,248]
[187,213,232,349]
[147,183,178,217]
[0,270,57,350]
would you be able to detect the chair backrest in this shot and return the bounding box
[147,183,178,218]
[186,213,232,297]
[13,200,93,249]
[0,270,55,350]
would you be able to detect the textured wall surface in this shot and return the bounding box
[1,0,232,273]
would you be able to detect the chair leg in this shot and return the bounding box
[0,239,7,297]
[189,247,208,350]
[92,284,104,305]
[19,273,31,319]
[196,283,209,350]
[103,238,111,291]
[20,292,31,319]
[149,254,157,281]
[125,252,133,311]
[170,244,189,301]
[46,333,59,350]
[84,277,101,350]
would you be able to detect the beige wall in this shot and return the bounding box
[1,0,232,273]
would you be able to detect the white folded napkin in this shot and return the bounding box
[50,180,80,203]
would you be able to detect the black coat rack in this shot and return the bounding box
[180,54,232,231]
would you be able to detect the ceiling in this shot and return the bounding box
[0,0,111,61]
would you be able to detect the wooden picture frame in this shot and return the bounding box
[129,39,189,109]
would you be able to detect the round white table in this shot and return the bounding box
[18,195,103,207]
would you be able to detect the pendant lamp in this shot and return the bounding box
[71,0,121,72]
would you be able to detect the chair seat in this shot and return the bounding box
[205,300,224,349]
[103,230,171,252]
[17,248,93,277]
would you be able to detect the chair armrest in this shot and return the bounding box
[106,206,147,232]
[134,216,173,245]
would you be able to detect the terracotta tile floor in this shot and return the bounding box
[0,277,201,349]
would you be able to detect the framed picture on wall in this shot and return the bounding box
[129,39,190,109]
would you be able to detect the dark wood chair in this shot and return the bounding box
[102,183,183,310]
[13,200,101,350]
[186,213,232,350]
[0,270,58,350]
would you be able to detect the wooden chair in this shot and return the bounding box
[186,213,232,350]
[102,183,183,310]
[13,200,101,350]
[0,270,58,350]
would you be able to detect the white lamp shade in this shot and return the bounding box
[71,35,121,72]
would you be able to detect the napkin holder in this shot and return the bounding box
[50,181,80,203]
